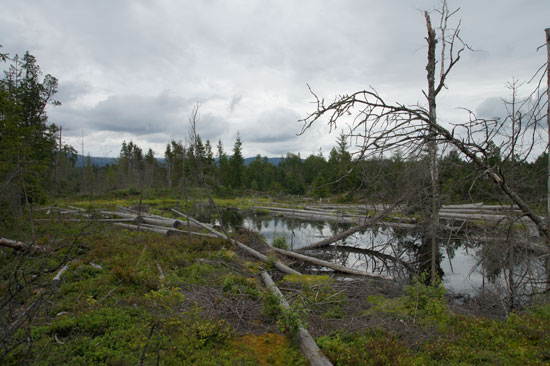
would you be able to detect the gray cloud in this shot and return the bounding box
[2,0,548,158]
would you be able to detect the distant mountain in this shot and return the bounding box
[75,155,118,168]
[243,157,284,166]
[75,155,285,168]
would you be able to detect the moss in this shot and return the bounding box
[230,333,307,366]
[282,274,333,286]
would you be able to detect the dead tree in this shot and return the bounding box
[301,3,550,288]
[301,3,465,283]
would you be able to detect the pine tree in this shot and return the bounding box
[229,133,244,188]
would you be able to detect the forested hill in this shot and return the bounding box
[75,155,286,167]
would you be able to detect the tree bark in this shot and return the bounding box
[260,271,333,366]
[545,27,550,289]
[425,11,440,284]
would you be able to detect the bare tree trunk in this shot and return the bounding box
[545,28,550,289]
[425,11,440,284]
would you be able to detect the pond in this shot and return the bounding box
[218,209,546,304]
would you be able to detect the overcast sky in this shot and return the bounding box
[1,0,548,158]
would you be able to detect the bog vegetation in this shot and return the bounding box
[1,4,550,364]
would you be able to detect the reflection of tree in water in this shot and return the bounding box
[239,210,546,303]
[220,208,243,230]
[474,231,546,308]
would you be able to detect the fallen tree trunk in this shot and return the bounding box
[439,212,541,222]
[299,205,397,251]
[114,223,175,236]
[252,206,362,224]
[260,271,333,366]
[34,218,136,223]
[101,211,141,220]
[0,237,47,252]
[171,209,301,275]
[119,208,205,230]
[270,247,393,280]
[141,216,183,228]
[160,226,220,239]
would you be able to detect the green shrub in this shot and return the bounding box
[272,236,288,250]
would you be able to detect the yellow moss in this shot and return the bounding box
[282,274,333,286]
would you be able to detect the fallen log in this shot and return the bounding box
[141,216,183,228]
[299,204,397,251]
[0,237,47,252]
[260,271,333,366]
[252,206,361,224]
[101,211,141,220]
[171,209,301,275]
[118,208,204,229]
[156,226,220,239]
[34,218,135,223]
[270,247,393,280]
[438,212,539,222]
[114,223,175,236]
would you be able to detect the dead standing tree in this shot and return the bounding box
[301,4,549,285]
[301,5,465,283]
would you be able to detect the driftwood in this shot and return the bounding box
[171,209,301,275]
[0,237,47,252]
[260,271,333,366]
[270,247,393,280]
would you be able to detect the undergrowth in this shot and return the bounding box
[2,199,549,365]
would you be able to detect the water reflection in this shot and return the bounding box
[236,210,546,302]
